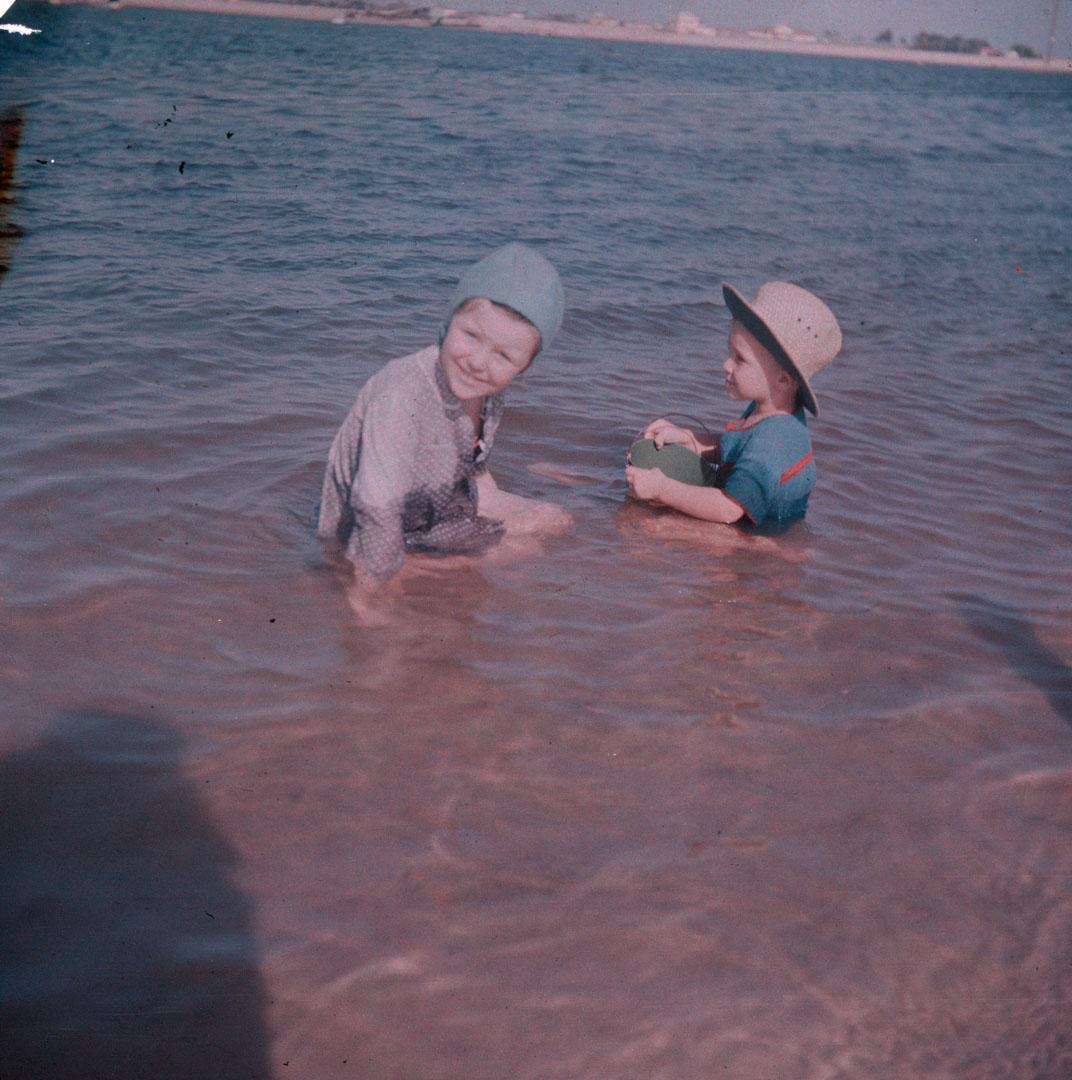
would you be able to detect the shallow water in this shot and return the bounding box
[2,7,1072,1078]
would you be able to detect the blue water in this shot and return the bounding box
[2,7,1072,1078]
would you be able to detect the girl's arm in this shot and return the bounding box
[344,391,421,581]
[625,466,744,524]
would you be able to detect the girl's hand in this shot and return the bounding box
[626,464,665,504]
[642,418,697,451]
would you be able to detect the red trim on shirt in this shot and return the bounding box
[779,451,813,485]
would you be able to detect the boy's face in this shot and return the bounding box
[723,322,788,405]
[440,298,541,401]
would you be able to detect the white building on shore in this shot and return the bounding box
[748,23,818,43]
[668,11,716,37]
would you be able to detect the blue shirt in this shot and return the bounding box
[717,403,815,529]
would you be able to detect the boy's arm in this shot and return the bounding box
[625,465,744,524]
[643,417,718,454]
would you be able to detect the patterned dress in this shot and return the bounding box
[317,346,505,579]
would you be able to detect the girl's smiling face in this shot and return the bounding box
[439,298,541,401]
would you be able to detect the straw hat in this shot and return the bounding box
[722,281,842,416]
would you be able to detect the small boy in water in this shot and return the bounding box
[626,281,842,530]
[317,242,566,587]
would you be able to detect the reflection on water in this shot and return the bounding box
[0,712,269,1080]
[0,108,24,285]
[957,593,1072,730]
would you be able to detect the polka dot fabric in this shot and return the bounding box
[317,346,504,579]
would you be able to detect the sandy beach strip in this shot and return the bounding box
[50,0,1072,75]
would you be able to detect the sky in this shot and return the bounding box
[476,0,1071,53]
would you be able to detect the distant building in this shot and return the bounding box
[669,12,714,37]
[748,24,818,43]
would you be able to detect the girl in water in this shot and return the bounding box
[317,243,567,590]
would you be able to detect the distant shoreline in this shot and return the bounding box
[50,0,1072,76]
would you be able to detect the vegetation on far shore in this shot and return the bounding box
[876,27,1041,58]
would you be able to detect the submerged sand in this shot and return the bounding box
[49,0,1072,75]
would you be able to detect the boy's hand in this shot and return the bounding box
[643,418,697,452]
[626,464,665,504]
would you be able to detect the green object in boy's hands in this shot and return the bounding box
[628,439,714,487]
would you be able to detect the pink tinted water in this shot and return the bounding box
[4,355,1070,1077]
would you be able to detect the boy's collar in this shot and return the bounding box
[725,401,807,432]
